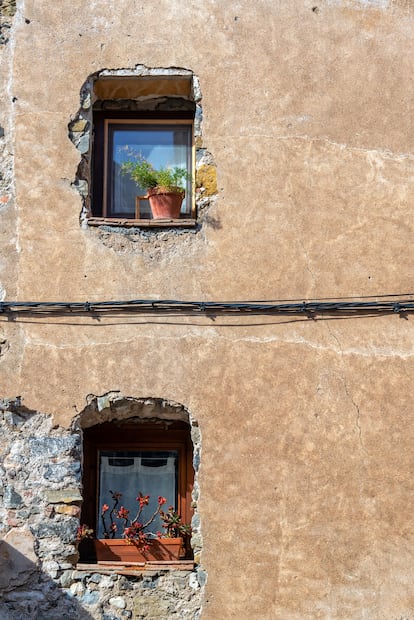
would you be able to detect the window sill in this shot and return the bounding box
[76,560,195,575]
[87,217,197,228]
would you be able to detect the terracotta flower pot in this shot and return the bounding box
[94,537,184,563]
[147,188,184,219]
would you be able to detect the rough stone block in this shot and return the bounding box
[54,504,80,517]
[43,462,81,483]
[195,164,217,196]
[109,596,126,609]
[45,489,82,504]
[3,486,23,509]
[133,595,169,618]
[29,436,79,458]
[75,133,89,153]
[0,527,38,591]
[31,516,78,543]
[82,589,100,606]
[70,119,88,132]
[69,581,85,597]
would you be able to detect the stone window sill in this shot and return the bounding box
[87,217,197,228]
[76,560,195,575]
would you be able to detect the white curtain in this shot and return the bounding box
[97,454,176,538]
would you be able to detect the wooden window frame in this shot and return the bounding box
[81,420,194,562]
[91,111,195,224]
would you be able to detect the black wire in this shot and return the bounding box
[0,296,414,316]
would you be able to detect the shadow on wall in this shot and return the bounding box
[0,540,93,620]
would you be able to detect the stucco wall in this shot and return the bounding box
[1,0,414,618]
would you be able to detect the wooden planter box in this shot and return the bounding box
[94,538,185,564]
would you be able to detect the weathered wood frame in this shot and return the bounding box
[81,420,194,562]
[97,117,195,221]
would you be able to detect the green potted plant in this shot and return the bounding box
[77,490,191,564]
[121,157,190,220]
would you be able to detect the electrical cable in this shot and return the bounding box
[0,296,414,316]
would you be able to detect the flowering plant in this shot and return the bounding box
[77,490,191,552]
[121,156,189,195]
[76,523,93,542]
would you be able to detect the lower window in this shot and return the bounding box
[81,420,194,562]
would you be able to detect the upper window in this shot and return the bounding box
[71,71,215,230]
[89,73,196,225]
[102,119,193,219]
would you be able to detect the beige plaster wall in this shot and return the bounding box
[2,0,414,617]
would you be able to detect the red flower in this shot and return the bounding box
[137,492,150,507]
[117,506,130,519]
[99,489,190,542]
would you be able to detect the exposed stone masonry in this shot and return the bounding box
[63,568,203,620]
[0,0,16,45]
[0,0,16,305]
[0,396,204,619]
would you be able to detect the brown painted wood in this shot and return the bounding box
[87,217,196,228]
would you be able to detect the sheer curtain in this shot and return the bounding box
[97,451,177,538]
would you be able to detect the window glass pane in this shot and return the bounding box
[109,124,192,217]
[97,450,178,539]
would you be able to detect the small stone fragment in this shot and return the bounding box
[109,596,126,609]
[70,119,88,132]
[70,581,84,597]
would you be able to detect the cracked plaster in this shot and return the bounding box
[2,0,414,618]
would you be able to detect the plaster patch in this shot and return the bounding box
[326,0,389,7]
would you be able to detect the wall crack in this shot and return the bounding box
[325,322,366,451]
